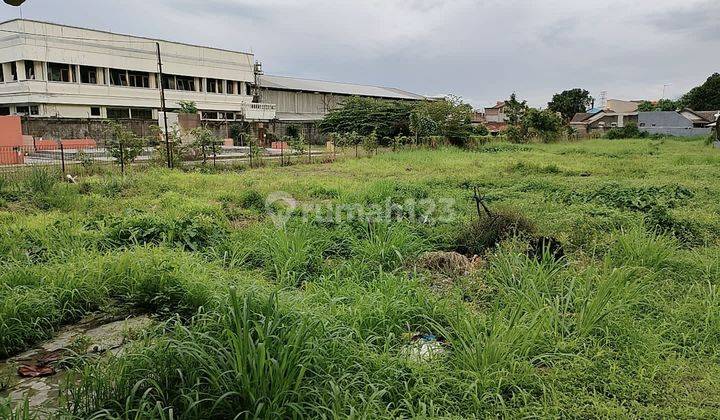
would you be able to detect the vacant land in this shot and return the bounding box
[1,138,720,418]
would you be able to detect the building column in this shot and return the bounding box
[149,72,157,89]
[34,62,44,81]
[96,67,104,84]
[15,60,26,81]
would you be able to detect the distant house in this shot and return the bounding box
[483,101,509,134]
[570,110,638,135]
[570,99,643,136]
[638,110,718,137]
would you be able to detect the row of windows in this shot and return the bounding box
[0,104,244,120]
[0,61,37,82]
[201,111,239,120]
[0,105,39,116]
[0,61,253,95]
[0,61,254,96]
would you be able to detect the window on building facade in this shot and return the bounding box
[80,66,97,84]
[107,107,131,119]
[90,107,101,117]
[175,75,195,91]
[128,71,150,88]
[48,63,72,82]
[226,81,234,94]
[25,61,35,80]
[202,111,219,120]
[29,105,39,115]
[109,69,129,86]
[131,108,153,120]
[246,83,253,96]
[10,62,18,81]
[0,107,9,115]
[207,78,217,93]
[162,75,176,90]
[15,106,29,115]
[0,65,4,82]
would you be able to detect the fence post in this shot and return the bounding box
[280,142,284,167]
[212,141,217,167]
[59,142,66,175]
[119,137,125,176]
[308,141,311,164]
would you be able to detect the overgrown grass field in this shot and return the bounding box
[1,138,720,418]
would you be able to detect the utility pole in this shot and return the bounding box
[156,42,172,169]
[661,84,670,100]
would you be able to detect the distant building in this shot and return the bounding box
[570,99,647,135]
[638,109,717,137]
[481,101,509,134]
[570,110,638,135]
[259,75,426,141]
[0,19,427,144]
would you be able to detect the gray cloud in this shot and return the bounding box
[0,0,717,108]
[646,0,720,41]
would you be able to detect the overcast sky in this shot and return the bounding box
[1,0,718,108]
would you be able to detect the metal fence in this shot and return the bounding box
[0,139,333,180]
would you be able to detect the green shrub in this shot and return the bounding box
[605,122,646,140]
[237,189,265,212]
[101,212,227,251]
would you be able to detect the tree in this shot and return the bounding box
[523,108,564,143]
[680,73,720,111]
[362,130,379,155]
[548,88,594,121]
[105,121,155,165]
[190,127,221,163]
[505,94,564,144]
[411,95,474,146]
[504,94,530,143]
[637,99,680,112]
[319,97,414,138]
[504,93,528,125]
[637,101,655,112]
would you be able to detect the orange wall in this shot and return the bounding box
[0,116,22,148]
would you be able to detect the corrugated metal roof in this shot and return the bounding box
[260,75,427,100]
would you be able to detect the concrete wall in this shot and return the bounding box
[20,116,253,143]
[642,127,711,137]
[21,117,158,140]
[0,115,22,146]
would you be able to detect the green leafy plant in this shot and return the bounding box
[104,121,151,165]
[177,100,198,114]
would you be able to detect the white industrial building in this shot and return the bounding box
[0,19,275,122]
[0,19,426,143]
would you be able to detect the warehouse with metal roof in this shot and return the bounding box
[259,74,427,142]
